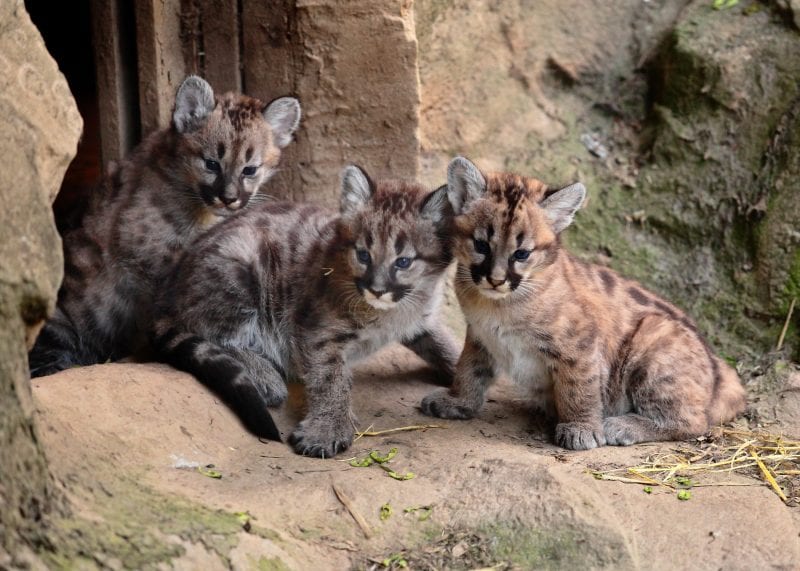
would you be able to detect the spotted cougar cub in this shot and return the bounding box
[421,157,746,450]
[153,165,459,457]
[29,76,301,377]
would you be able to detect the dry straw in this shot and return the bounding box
[591,428,800,505]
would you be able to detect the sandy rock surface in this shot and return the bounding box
[34,348,800,569]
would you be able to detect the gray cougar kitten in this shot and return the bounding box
[153,165,460,457]
[29,75,301,377]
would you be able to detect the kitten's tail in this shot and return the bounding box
[153,326,282,442]
[708,358,747,425]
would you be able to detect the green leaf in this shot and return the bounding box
[381,553,408,568]
[197,466,222,479]
[370,447,399,464]
[677,490,692,501]
[643,486,653,494]
[349,455,375,467]
[380,503,392,521]
[712,0,739,10]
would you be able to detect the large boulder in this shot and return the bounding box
[0,0,82,562]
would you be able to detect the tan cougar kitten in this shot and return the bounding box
[421,157,746,450]
[29,76,301,377]
[153,165,459,456]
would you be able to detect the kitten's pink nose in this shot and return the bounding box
[486,277,506,288]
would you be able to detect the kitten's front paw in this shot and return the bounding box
[420,389,479,420]
[288,416,354,458]
[555,421,606,450]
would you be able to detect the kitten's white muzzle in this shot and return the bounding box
[363,290,397,310]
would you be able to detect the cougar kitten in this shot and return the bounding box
[421,157,746,450]
[153,165,460,457]
[30,76,301,377]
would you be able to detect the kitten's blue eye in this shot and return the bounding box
[356,249,371,264]
[512,249,531,261]
[395,257,412,269]
[474,239,490,255]
[242,165,257,176]
[205,159,221,173]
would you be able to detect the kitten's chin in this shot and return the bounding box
[364,298,398,311]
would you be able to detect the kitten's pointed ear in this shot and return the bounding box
[420,184,453,224]
[340,165,374,217]
[264,97,301,148]
[447,156,486,214]
[173,76,215,133]
[540,183,586,233]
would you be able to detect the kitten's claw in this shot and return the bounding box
[420,389,479,419]
[288,416,353,458]
[555,421,606,450]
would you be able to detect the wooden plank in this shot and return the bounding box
[135,0,187,134]
[241,0,301,200]
[90,0,139,165]
[199,0,241,92]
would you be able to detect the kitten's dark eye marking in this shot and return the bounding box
[512,249,531,261]
[356,249,371,264]
[473,239,490,255]
[242,165,257,176]
[395,257,412,269]
[205,158,221,173]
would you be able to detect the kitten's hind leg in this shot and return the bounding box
[156,330,287,441]
[29,310,86,377]
[402,323,461,385]
[605,316,712,446]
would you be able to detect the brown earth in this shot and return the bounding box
[32,349,800,570]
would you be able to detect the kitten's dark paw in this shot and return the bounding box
[420,389,479,419]
[603,416,638,446]
[555,421,606,450]
[288,416,353,458]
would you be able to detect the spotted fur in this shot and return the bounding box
[421,157,746,450]
[152,165,459,457]
[29,76,301,377]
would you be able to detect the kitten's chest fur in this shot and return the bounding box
[466,303,551,392]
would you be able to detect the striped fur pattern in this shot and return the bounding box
[421,157,746,450]
[153,165,459,457]
[29,76,301,377]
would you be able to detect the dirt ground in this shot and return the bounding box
[32,344,800,570]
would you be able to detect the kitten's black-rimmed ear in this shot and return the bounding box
[420,184,453,224]
[447,156,486,215]
[173,75,215,133]
[263,97,302,148]
[540,182,586,233]
[340,165,374,217]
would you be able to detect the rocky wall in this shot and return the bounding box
[416,0,800,359]
[0,0,82,562]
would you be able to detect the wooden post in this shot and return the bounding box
[90,0,140,165]
[135,0,187,134]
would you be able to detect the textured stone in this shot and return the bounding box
[0,0,82,555]
[416,0,800,358]
[244,0,420,206]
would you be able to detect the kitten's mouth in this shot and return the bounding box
[479,287,511,300]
